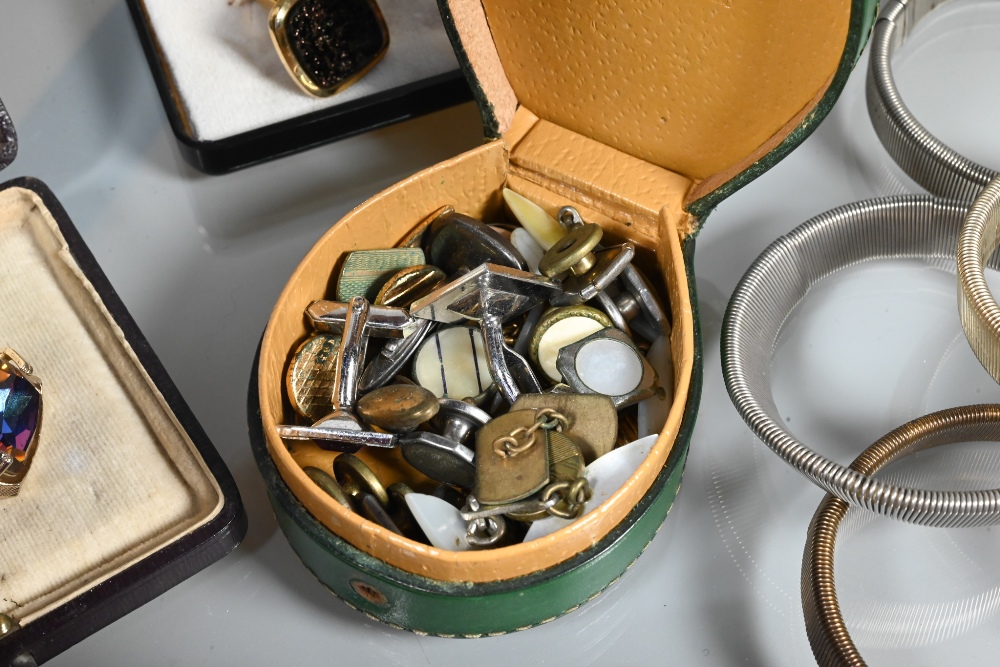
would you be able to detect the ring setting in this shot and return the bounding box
[0,348,42,498]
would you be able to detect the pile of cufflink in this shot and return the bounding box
[277,189,674,550]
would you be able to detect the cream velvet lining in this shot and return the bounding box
[0,188,222,625]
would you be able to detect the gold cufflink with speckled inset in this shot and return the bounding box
[242,0,390,97]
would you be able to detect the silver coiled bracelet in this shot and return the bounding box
[720,195,1000,527]
[868,0,998,200]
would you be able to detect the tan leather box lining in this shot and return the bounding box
[259,139,693,583]
[507,110,695,240]
[0,188,224,625]
[452,0,849,186]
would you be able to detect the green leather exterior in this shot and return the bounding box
[251,0,876,629]
[248,239,702,636]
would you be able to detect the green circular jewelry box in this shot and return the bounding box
[248,0,878,636]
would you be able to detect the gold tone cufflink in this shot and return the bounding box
[245,0,390,97]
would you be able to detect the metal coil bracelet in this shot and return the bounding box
[721,195,1000,527]
[802,404,1000,667]
[868,0,998,201]
[958,175,1000,384]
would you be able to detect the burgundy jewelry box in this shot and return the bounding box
[0,122,245,663]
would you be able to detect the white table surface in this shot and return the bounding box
[4,1,1000,664]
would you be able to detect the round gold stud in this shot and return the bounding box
[333,454,389,507]
[538,223,603,277]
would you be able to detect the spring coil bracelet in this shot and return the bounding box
[721,195,1000,527]
[958,176,1000,384]
[802,404,1000,667]
[867,0,998,200]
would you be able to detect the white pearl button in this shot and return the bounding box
[575,338,643,395]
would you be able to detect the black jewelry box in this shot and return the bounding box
[0,177,246,665]
[126,0,473,174]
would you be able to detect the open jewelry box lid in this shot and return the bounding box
[126,0,474,174]
[0,172,246,664]
[439,0,876,222]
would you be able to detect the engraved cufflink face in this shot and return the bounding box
[510,393,617,463]
[267,0,390,98]
[474,410,551,505]
[286,332,341,420]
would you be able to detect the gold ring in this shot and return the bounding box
[254,0,390,98]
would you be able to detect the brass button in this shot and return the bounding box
[538,223,603,277]
[333,453,389,507]
[356,383,440,433]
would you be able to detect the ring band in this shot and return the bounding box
[0,348,42,498]
[802,404,1000,666]
[867,0,997,200]
[958,176,1000,384]
[721,195,1000,527]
